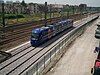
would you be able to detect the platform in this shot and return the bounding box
[46,17,100,75]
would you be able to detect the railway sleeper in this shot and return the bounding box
[0,51,12,63]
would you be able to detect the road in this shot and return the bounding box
[46,18,100,75]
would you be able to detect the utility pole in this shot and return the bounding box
[67,10,69,18]
[44,2,47,27]
[1,2,5,39]
[72,6,75,15]
[2,2,5,27]
[61,9,63,20]
[49,4,52,23]
[50,4,52,19]
[16,8,18,22]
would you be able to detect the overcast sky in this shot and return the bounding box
[4,0,100,7]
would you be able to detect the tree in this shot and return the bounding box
[38,4,46,13]
[21,0,27,7]
[21,0,27,14]
[63,4,69,12]
[79,4,87,14]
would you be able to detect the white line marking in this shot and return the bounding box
[6,41,30,52]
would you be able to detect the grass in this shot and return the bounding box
[0,11,78,26]
[5,13,61,25]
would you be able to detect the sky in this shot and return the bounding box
[4,0,100,7]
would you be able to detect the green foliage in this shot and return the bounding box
[5,14,25,19]
[17,14,25,18]
[21,0,27,7]
[0,14,1,17]
[5,14,16,19]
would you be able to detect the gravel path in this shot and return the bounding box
[46,19,99,75]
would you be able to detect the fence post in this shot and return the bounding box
[36,63,38,75]
[50,51,51,62]
[44,56,45,69]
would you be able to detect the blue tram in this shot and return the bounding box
[31,19,73,46]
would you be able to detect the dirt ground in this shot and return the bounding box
[46,18,100,75]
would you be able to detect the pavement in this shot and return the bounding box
[46,17,100,75]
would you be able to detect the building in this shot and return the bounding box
[5,1,14,14]
[0,0,4,13]
[0,1,65,14]
[50,4,63,12]
[28,3,39,14]
[0,0,4,3]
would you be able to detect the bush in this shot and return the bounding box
[5,14,25,19]
[0,14,1,17]
[17,14,24,18]
[8,15,16,19]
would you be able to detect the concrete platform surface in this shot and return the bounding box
[46,18,100,75]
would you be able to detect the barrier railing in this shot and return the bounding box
[22,15,99,75]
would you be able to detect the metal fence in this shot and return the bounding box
[22,15,99,75]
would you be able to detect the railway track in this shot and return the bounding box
[0,26,75,75]
[0,20,58,50]
[0,15,98,75]
[0,14,89,51]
